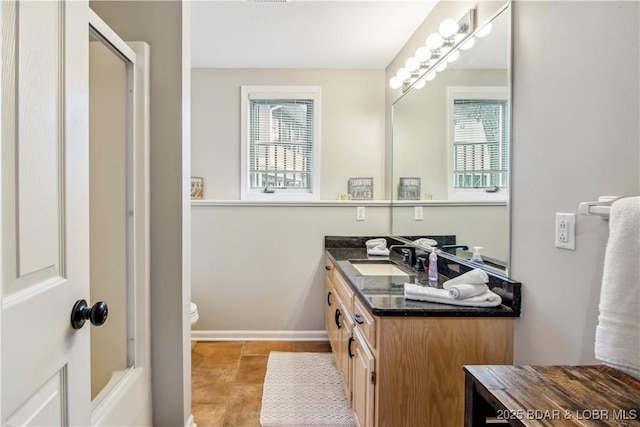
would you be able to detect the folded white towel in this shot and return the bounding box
[404,283,502,307]
[366,238,390,256]
[365,238,387,249]
[367,248,390,256]
[448,283,489,300]
[595,196,640,379]
[443,268,489,289]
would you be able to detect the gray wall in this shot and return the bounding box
[190,68,388,334]
[191,205,390,334]
[510,1,639,364]
[89,2,191,426]
[191,68,385,200]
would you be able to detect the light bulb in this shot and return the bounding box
[435,61,447,73]
[397,67,411,80]
[425,33,443,50]
[389,76,403,89]
[405,57,420,71]
[460,36,475,51]
[424,71,436,81]
[415,46,431,63]
[414,79,426,89]
[439,18,459,38]
[446,50,460,63]
[476,22,492,38]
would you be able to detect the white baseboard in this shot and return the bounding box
[186,414,195,427]
[191,330,328,342]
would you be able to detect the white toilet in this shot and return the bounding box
[190,302,199,325]
[190,302,199,349]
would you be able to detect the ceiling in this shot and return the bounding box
[191,1,438,69]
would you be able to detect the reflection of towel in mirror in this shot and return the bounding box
[595,196,640,380]
[443,268,488,288]
[447,283,489,300]
[365,238,389,256]
[404,283,501,307]
[414,238,438,248]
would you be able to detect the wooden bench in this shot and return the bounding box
[464,365,640,426]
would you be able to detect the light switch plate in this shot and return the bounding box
[414,206,424,220]
[555,213,576,250]
[356,206,365,221]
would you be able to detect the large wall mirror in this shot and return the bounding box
[391,3,511,273]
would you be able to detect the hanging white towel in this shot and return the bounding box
[595,196,640,379]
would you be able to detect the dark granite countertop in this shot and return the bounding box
[325,236,521,318]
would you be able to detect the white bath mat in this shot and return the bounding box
[260,352,356,427]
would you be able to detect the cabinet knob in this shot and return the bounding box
[325,266,331,271]
[354,313,364,325]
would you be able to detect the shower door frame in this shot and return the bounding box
[88,9,152,427]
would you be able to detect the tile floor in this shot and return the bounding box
[191,341,332,427]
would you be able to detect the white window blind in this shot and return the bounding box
[249,98,314,191]
[453,99,509,190]
[241,86,321,200]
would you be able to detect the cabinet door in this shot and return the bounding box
[338,302,354,399]
[325,277,338,352]
[352,329,375,427]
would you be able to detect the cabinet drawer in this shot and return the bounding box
[353,297,376,349]
[332,266,355,313]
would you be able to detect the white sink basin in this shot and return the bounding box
[351,263,410,277]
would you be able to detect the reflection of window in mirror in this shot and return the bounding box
[447,86,509,201]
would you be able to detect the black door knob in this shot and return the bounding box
[70,299,109,330]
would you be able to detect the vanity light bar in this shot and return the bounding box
[390,9,476,92]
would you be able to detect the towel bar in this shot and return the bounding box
[578,196,624,220]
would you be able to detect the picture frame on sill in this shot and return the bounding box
[399,177,420,200]
[191,177,204,200]
[348,177,373,200]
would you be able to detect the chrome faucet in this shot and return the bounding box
[389,245,417,267]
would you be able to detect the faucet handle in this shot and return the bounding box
[416,257,427,271]
[401,250,411,264]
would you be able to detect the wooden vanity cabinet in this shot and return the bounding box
[325,258,515,427]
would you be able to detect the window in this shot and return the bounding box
[241,86,321,200]
[448,87,509,201]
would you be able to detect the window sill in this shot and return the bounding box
[391,200,507,207]
[191,199,392,207]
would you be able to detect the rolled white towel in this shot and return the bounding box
[443,268,488,289]
[404,283,501,307]
[447,283,489,300]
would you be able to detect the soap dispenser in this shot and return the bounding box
[428,250,438,287]
[470,246,485,265]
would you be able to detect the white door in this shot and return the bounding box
[1,2,151,426]
[1,0,92,425]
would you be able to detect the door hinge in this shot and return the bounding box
[350,390,353,403]
[371,371,376,385]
